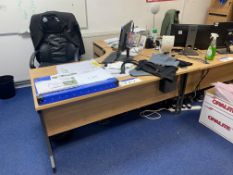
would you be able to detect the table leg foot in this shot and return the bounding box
[175,74,188,113]
[38,111,57,172]
[48,145,56,172]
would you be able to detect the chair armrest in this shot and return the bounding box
[29,51,37,69]
[74,48,80,61]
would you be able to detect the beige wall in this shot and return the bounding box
[182,0,211,24]
[0,0,211,81]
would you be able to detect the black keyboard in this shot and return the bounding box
[103,52,131,64]
[102,52,119,64]
[217,48,233,54]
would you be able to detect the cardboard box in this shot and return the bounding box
[199,88,233,144]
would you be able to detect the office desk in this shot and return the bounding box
[30,40,233,171]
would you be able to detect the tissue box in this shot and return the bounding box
[199,88,233,144]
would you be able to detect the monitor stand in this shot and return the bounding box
[180,25,198,56]
[116,47,133,62]
[102,48,133,65]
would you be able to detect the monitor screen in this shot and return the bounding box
[213,22,233,48]
[118,20,134,52]
[195,25,213,50]
[102,20,134,64]
[170,24,213,50]
[170,24,189,47]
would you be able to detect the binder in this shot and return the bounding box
[34,77,118,105]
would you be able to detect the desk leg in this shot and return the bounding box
[175,74,188,113]
[38,111,56,173]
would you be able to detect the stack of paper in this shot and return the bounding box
[56,59,102,74]
[104,37,119,47]
[74,69,114,86]
[104,61,135,77]
[35,60,114,96]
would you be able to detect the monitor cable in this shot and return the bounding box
[190,69,209,102]
[184,54,209,64]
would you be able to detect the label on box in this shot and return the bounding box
[204,93,233,117]
[199,91,233,144]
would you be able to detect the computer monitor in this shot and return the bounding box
[103,20,134,64]
[213,22,233,48]
[170,24,189,47]
[195,25,213,50]
[212,23,226,48]
[170,24,213,55]
[171,24,198,55]
[117,20,134,58]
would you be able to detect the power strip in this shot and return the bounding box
[168,105,202,112]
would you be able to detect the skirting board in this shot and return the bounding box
[15,80,31,88]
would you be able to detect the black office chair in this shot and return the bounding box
[29,11,85,68]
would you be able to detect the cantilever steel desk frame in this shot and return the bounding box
[29,40,233,172]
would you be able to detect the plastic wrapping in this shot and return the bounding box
[213,82,233,103]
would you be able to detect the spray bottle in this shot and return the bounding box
[205,33,219,61]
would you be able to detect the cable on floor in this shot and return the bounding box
[140,108,171,120]
[140,105,203,120]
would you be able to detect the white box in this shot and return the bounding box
[199,88,233,144]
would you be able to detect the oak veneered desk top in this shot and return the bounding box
[29,40,233,111]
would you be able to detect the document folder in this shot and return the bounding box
[34,77,118,105]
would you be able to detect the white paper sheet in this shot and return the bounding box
[56,59,102,74]
[104,37,119,45]
[219,57,233,62]
[73,69,114,86]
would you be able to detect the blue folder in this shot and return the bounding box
[34,77,118,105]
